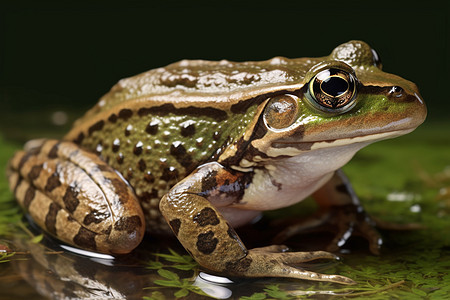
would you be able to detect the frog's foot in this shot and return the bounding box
[274,204,382,255]
[236,249,356,285]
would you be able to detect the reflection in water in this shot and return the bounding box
[13,238,149,299]
[193,272,234,299]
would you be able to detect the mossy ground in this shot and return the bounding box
[0,120,449,299]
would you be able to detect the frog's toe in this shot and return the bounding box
[270,263,356,285]
[241,250,355,285]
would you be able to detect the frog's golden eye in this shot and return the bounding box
[308,68,357,112]
[264,94,299,130]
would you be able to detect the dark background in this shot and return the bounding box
[0,0,449,135]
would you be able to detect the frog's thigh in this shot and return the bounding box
[160,162,249,272]
[8,140,145,254]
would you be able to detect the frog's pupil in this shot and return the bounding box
[321,77,348,97]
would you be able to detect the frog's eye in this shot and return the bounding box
[307,68,357,112]
[264,94,299,130]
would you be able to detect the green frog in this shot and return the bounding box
[7,40,426,285]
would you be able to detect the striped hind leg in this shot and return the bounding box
[7,140,145,254]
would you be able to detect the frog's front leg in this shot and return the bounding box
[7,140,145,254]
[160,162,355,285]
[275,170,381,254]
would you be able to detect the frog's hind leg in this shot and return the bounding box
[160,162,355,285]
[7,140,145,254]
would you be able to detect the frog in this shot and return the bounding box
[7,40,426,285]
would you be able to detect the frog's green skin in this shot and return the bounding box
[7,41,426,285]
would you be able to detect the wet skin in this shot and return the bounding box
[7,40,426,284]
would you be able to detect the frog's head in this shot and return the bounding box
[246,40,426,167]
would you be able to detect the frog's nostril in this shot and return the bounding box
[388,86,404,98]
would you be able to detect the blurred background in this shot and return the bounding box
[0,0,448,141]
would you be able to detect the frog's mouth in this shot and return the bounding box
[270,128,415,153]
[310,128,416,148]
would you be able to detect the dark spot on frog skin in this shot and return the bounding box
[114,215,143,233]
[23,186,36,209]
[13,176,22,194]
[180,121,196,137]
[73,227,97,250]
[28,164,43,181]
[133,141,143,155]
[145,120,159,135]
[144,171,155,183]
[96,164,112,172]
[45,202,60,235]
[138,189,159,204]
[138,159,147,171]
[118,108,133,120]
[169,218,181,236]
[112,138,120,153]
[109,178,130,204]
[196,231,218,254]
[193,207,220,227]
[170,142,195,169]
[74,132,85,144]
[108,113,118,123]
[88,120,105,136]
[161,166,179,182]
[126,167,134,180]
[213,131,221,141]
[138,103,228,122]
[225,257,252,274]
[117,153,124,164]
[18,152,33,171]
[63,186,80,213]
[199,169,218,195]
[270,177,282,191]
[45,172,62,192]
[48,143,60,159]
[125,124,133,136]
[83,210,110,225]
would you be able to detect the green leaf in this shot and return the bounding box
[174,288,189,298]
[264,285,290,300]
[0,252,15,263]
[147,261,164,270]
[143,291,165,300]
[31,234,43,244]
[240,292,267,300]
[157,269,179,281]
[153,280,180,288]
[172,263,197,271]
[411,288,428,296]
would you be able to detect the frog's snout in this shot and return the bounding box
[399,86,427,128]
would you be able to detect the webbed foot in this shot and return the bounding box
[232,248,356,285]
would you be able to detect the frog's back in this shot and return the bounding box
[76,57,317,123]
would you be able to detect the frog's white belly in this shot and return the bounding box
[233,141,372,212]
